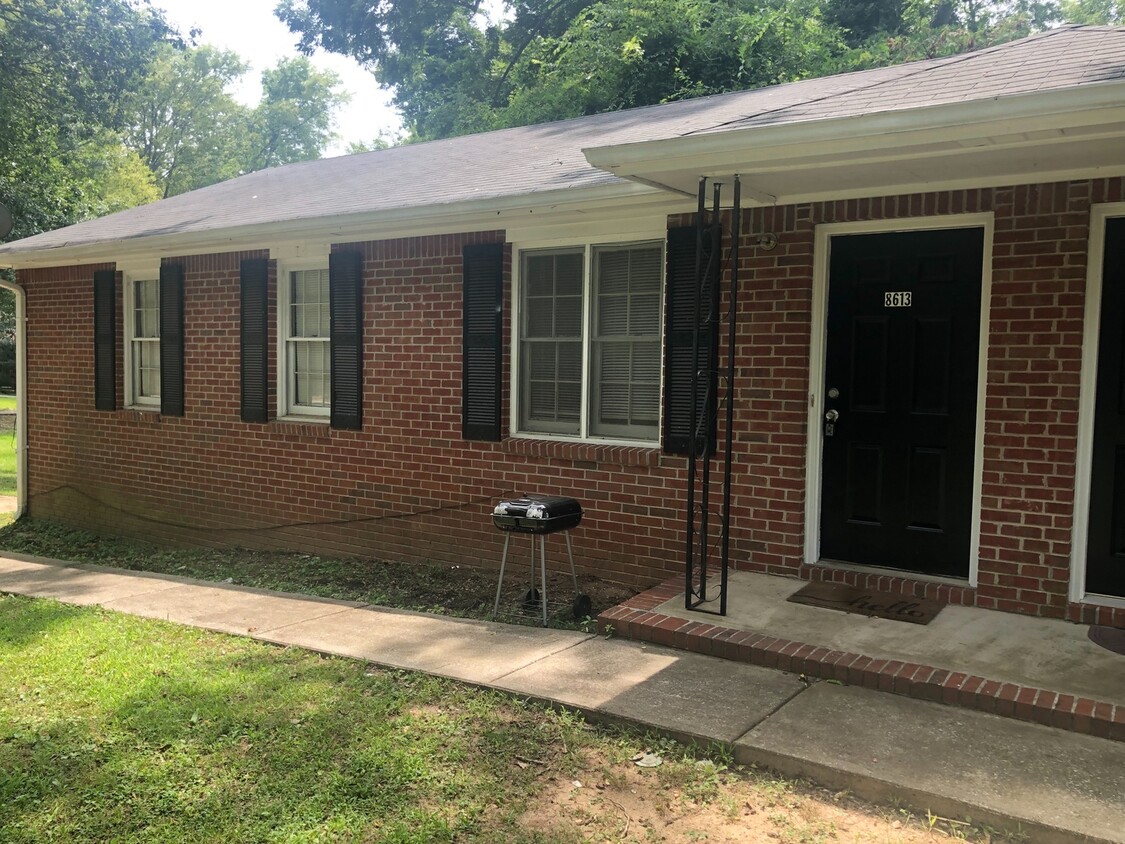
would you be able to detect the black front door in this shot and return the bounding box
[821,228,984,578]
[1087,217,1125,598]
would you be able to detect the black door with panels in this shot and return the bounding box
[821,228,984,577]
[1086,217,1125,598]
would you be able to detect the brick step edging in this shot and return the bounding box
[597,585,1124,744]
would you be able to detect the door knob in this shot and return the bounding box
[825,409,839,422]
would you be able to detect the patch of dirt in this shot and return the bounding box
[519,748,1009,843]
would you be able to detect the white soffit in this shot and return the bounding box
[582,85,1125,204]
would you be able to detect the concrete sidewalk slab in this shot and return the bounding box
[256,604,591,684]
[498,637,806,745]
[101,583,364,636]
[0,557,182,606]
[734,682,1125,844]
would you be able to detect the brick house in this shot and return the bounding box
[1,25,1123,629]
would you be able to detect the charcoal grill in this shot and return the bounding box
[491,495,591,626]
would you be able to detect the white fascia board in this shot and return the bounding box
[0,180,674,271]
[767,162,1125,208]
[582,82,1125,179]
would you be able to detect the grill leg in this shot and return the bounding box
[540,534,549,627]
[529,535,537,594]
[492,533,511,619]
[564,531,579,596]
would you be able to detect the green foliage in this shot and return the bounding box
[123,46,347,197]
[0,1,347,238]
[124,43,250,198]
[0,0,173,239]
[1060,0,1124,22]
[276,0,1093,142]
[502,0,844,129]
[0,596,594,842]
[246,57,349,171]
[0,430,14,497]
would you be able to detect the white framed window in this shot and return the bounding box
[124,273,160,407]
[280,266,330,417]
[516,240,663,443]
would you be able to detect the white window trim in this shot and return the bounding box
[510,234,665,447]
[1070,202,1125,611]
[276,255,332,421]
[122,265,161,410]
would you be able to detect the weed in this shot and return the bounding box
[0,518,637,632]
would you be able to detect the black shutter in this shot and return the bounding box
[462,242,504,441]
[93,270,117,411]
[240,258,270,423]
[159,263,185,417]
[329,250,364,430]
[663,225,719,456]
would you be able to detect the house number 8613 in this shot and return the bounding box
[884,291,913,307]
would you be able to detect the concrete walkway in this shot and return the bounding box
[1,551,1123,844]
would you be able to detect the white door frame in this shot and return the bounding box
[802,213,995,587]
[0,278,26,518]
[1070,202,1125,610]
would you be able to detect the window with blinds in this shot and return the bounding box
[518,242,662,442]
[287,268,331,414]
[591,245,662,439]
[131,278,160,404]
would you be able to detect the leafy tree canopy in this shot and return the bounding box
[0,0,174,240]
[277,0,1125,142]
[122,48,347,197]
[0,0,348,242]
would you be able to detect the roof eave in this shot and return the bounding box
[581,82,1125,198]
[0,180,671,271]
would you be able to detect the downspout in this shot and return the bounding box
[0,277,27,519]
[14,282,26,518]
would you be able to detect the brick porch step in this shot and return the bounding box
[598,578,1125,743]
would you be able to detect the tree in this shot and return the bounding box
[124,47,347,197]
[124,44,251,198]
[280,0,1121,143]
[0,0,173,239]
[1060,0,1123,22]
[276,0,593,139]
[245,58,348,171]
[502,0,843,128]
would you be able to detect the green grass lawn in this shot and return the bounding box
[0,595,595,843]
[0,429,15,497]
[0,395,15,412]
[0,598,1009,843]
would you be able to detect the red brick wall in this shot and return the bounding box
[19,234,694,588]
[16,178,1125,628]
[727,179,1125,628]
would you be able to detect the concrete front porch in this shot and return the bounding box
[598,570,1125,742]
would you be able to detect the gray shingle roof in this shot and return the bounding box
[3,25,1123,258]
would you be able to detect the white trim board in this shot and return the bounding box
[1071,202,1125,610]
[803,213,995,590]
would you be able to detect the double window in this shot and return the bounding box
[283,267,331,416]
[127,276,160,406]
[518,242,663,443]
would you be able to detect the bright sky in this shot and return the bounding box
[153,0,402,155]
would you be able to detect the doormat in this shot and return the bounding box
[1088,625,1125,656]
[786,582,945,625]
